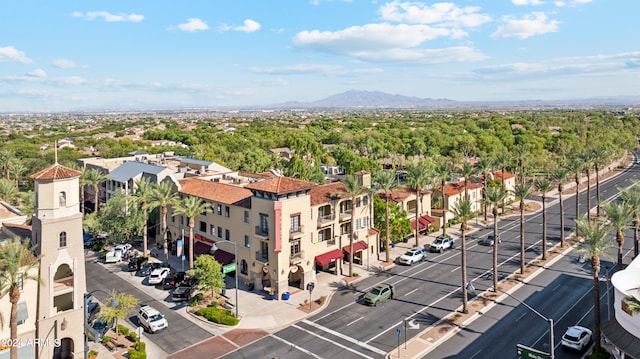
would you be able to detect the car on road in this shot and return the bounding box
[114,243,132,257]
[397,247,427,265]
[478,234,501,246]
[561,325,592,351]
[127,257,148,272]
[172,285,196,302]
[429,236,455,253]
[148,267,170,285]
[136,262,165,277]
[363,283,395,306]
[137,305,168,333]
[160,271,186,290]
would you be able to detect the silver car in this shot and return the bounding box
[397,247,426,265]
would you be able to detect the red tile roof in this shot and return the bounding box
[30,164,82,180]
[245,176,317,195]
[309,182,347,205]
[441,180,483,196]
[178,178,252,207]
[375,187,430,203]
[491,170,515,181]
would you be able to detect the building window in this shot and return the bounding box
[340,222,351,235]
[363,195,369,206]
[180,216,184,225]
[59,232,67,248]
[364,216,370,228]
[244,211,250,224]
[217,204,222,216]
[356,218,362,230]
[356,197,361,208]
[290,214,300,232]
[17,301,28,325]
[244,235,250,248]
[225,206,230,218]
[259,213,269,233]
[210,224,215,235]
[59,191,66,207]
[199,221,206,232]
[217,227,222,239]
[290,240,301,256]
[225,229,230,241]
[240,259,248,275]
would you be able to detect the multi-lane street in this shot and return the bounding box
[222,158,640,359]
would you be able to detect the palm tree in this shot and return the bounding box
[591,146,609,217]
[453,199,474,314]
[513,182,533,274]
[173,196,211,269]
[484,186,507,292]
[433,160,453,236]
[98,290,139,343]
[0,149,15,180]
[0,237,41,359]
[579,149,595,221]
[134,177,154,256]
[84,168,108,214]
[458,162,477,202]
[495,151,512,215]
[7,160,26,190]
[405,162,429,247]
[476,157,493,222]
[79,167,89,217]
[565,156,584,229]
[575,216,615,353]
[534,177,553,260]
[341,174,365,277]
[375,170,397,263]
[551,166,570,247]
[0,178,19,205]
[149,180,178,264]
[513,143,529,184]
[620,181,640,257]
[603,200,633,271]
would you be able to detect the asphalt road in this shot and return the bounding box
[85,255,213,355]
[222,157,640,359]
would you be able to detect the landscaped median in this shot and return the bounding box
[187,292,240,326]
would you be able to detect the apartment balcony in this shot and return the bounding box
[317,213,335,228]
[290,250,305,261]
[255,250,269,264]
[339,210,352,222]
[53,275,74,295]
[289,225,304,240]
[255,226,269,238]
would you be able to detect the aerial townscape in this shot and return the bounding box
[3,1,640,359]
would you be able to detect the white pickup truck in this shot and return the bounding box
[429,235,455,253]
[104,250,123,263]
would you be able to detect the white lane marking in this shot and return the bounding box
[271,333,324,359]
[552,283,561,291]
[346,316,364,326]
[516,312,527,322]
[450,266,460,272]
[405,287,419,296]
[469,349,483,359]
[300,319,387,356]
[291,324,373,358]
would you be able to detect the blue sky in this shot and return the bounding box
[2,0,638,112]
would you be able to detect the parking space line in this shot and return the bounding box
[300,319,386,356]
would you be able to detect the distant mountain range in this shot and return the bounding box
[270,90,640,110]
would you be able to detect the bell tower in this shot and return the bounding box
[31,163,87,359]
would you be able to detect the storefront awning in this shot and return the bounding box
[194,241,212,256]
[342,240,368,254]
[602,318,640,358]
[411,214,435,230]
[315,249,344,266]
[212,248,235,266]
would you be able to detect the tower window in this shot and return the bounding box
[59,232,67,248]
[59,191,66,207]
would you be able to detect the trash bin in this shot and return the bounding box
[282,292,290,300]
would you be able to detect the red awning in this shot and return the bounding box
[212,249,235,266]
[342,240,368,254]
[194,241,212,256]
[315,249,344,266]
[411,214,435,230]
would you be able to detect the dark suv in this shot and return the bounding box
[127,257,148,272]
[136,262,165,277]
[161,271,186,290]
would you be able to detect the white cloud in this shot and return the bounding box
[0,46,33,64]
[250,64,384,78]
[219,19,261,33]
[177,18,209,32]
[512,0,544,5]
[555,0,593,7]
[52,58,77,69]
[27,69,47,78]
[492,12,560,39]
[72,11,144,22]
[378,1,492,28]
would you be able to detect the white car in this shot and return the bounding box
[137,305,168,333]
[398,247,427,265]
[561,325,592,351]
[114,243,132,256]
[148,268,170,285]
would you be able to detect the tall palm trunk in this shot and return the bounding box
[415,188,420,248]
[93,183,101,213]
[385,197,391,263]
[520,199,525,274]
[559,183,565,247]
[460,224,468,314]
[592,255,602,352]
[586,169,591,222]
[575,174,580,231]
[188,220,195,269]
[161,207,168,264]
[10,285,19,359]
[483,175,488,222]
[595,163,602,217]
[349,200,355,277]
[541,192,547,260]
[492,208,500,291]
[616,230,624,271]
[441,179,447,236]
[501,167,507,215]
[142,204,148,256]
[634,213,639,258]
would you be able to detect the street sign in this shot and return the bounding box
[516,344,550,359]
[396,328,401,337]
[222,262,236,274]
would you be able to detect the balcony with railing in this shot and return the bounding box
[53,275,74,295]
[255,225,269,238]
[290,250,305,261]
[339,210,352,221]
[317,213,335,227]
[255,250,269,263]
[289,225,304,240]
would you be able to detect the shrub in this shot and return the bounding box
[127,331,138,342]
[189,292,204,307]
[127,348,146,359]
[117,324,129,336]
[316,296,327,305]
[196,306,239,326]
[101,335,111,344]
[88,349,98,357]
[134,341,146,352]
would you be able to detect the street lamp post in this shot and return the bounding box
[211,240,239,319]
[498,289,555,359]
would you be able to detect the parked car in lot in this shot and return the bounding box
[127,257,148,272]
[148,268,170,285]
[429,235,455,253]
[104,250,123,263]
[172,285,196,302]
[160,271,186,290]
[363,283,395,306]
[137,305,168,333]
[561,326,592,351]
[478,234,501,246]
[397,247,427,265]
[136,262,165,277]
